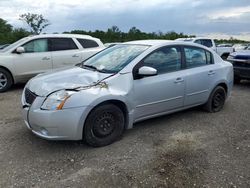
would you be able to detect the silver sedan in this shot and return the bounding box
[21,40,234,147]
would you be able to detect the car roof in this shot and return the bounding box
[176,37,213,41]
[124,40,172,46]
[124,39,205,48]
[26,34,100,40]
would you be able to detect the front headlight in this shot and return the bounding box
[41,90,76,110]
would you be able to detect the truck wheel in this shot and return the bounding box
[221,54,228,60]
[0,68,13,92]
[203,86,226,113]
[84,104,125,147]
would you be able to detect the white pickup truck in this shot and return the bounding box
[176,37,235,59]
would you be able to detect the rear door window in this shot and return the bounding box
[184,46,209,68]
[50,38,78,51]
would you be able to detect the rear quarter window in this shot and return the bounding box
[77,38,99,48]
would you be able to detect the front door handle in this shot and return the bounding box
[174,77,184,83]
[72,54,79,58]
[42,57,50,61]
[208,70,215,75]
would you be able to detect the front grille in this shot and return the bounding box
[233,61,250,68]
[25,89,37,105]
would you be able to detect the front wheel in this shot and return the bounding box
[84,104,125,147]
[203,86,226,113]
[0,68,13,92]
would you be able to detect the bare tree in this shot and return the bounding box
[19,13,50,34]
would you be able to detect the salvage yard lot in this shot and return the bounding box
[0,83,249,187]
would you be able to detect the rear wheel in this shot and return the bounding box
[84,104,125,147]
[203,86,226,113]
[221,54,229,60]
[0,68,13,92]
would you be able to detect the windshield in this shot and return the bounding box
[82,44,150,73]
[0,37,30,53]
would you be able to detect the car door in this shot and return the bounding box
[183,46,217,106]
[132,46,186,121]
[12,38,52,81]
[49,38,82,69]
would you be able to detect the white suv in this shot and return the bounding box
[0,34,105,92]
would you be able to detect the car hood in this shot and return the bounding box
[230,50,250,57]
[26,67,113,96]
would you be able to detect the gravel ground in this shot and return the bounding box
[0,83,249,188]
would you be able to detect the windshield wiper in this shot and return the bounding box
[82,64,115,74]
[82,64,98,71]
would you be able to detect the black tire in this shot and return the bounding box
[234,76,241,84]
[203,86,226,113]
[0,68,13,92]
[221,54,228,60]
[84,104,125,147]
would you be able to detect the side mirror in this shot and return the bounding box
[16,47,25,54]
[138,66,157,77]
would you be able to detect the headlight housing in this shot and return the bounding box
[41,90,76,110]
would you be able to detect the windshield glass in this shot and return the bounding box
[83,44,150,73]
[0,37,30,53]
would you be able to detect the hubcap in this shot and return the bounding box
[93,112,115,138]
[212,90,225,111]
[0,73,7,89]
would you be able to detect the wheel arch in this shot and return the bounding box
[0,66,14,84]
[81,99,130,139]
[216,82,228,94]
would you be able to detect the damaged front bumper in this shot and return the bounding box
[21,93,88,141]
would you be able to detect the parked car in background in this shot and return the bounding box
[217,43,233,47]
[0,34,105,92]
[233,44,249,51]
[0,44,10,50]
[104,42,121,48]
[227,50,250,83]
[176,37,235,60]
[22,40,233,147]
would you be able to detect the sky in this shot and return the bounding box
[0,0,250,40]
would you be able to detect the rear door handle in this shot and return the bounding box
[208,70,215,75]
[174,77,184,83]
[42,57,50,61]
[72,54,79,58]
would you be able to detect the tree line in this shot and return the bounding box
[0,13,249,45]
[64,26,195,43]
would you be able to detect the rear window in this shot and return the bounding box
[77,38,99,48]
[194,39,213,48]
[50,38,78,51]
